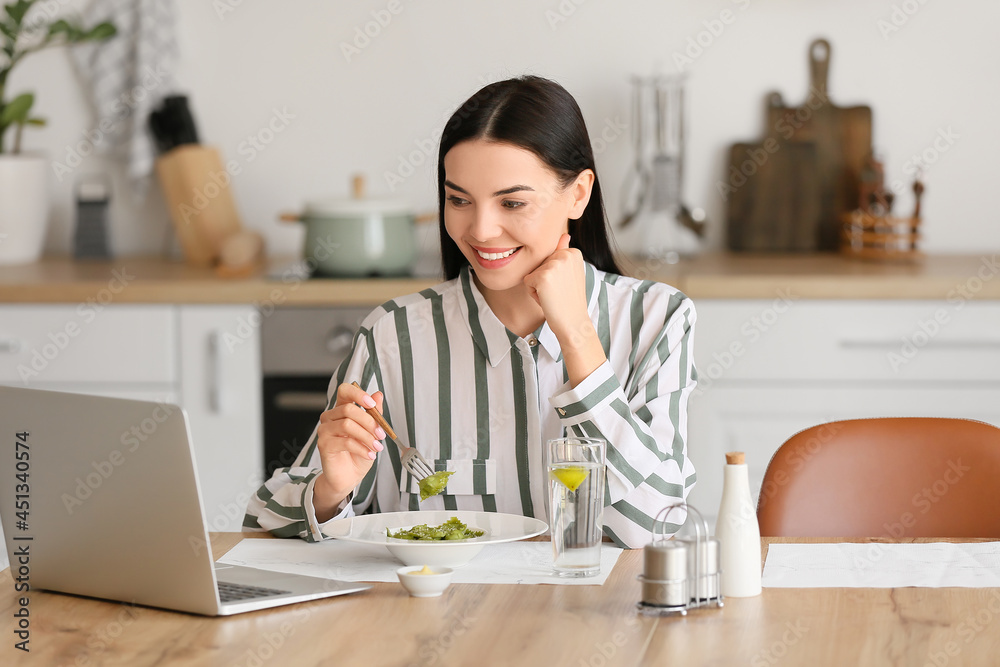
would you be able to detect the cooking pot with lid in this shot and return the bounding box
[281,176,424,277]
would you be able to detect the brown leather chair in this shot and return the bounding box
[756,418,1000,537]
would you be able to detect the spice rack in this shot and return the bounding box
[840,156,924,262]
[841,211,922,262]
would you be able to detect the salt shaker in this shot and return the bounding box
[714,451,762,597]
[639,541,689,608]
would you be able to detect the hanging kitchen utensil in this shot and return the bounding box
[677,205,707,238]
[649,82,680,213]
[617,74,706,259]
[676,85,687,212]
[619,78,649,228]
[669,85,706,243]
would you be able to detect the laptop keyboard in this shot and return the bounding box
[217,581,292,603]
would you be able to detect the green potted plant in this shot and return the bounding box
[0,0,115,264]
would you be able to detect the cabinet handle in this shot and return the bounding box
[838,339,1000,349]
[207,330,224,414]
[325,326,355,355]
[0,339,23,354]
[274,391,331,411]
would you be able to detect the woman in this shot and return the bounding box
[245,76,697,548]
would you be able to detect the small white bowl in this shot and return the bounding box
[396,565,454,598]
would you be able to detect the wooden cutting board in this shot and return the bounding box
[726,137,820,252]
[726,39,872,252]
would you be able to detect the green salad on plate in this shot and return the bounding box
[386,517,485,541]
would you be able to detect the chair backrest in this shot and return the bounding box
[756,418,1000,537]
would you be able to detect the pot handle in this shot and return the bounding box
[279,212,301,223]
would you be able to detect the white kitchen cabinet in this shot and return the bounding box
[0,305,176,386]
[178,306,263,533]
[685,300,1000,526]
[0,304,263,543]
[0,305,179,570]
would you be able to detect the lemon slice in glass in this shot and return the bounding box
[550,466,590,492]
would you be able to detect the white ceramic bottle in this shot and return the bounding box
[714,451,762,597]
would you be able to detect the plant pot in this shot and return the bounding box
[0,154,50,265]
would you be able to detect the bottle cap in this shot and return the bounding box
[725,452,745,465]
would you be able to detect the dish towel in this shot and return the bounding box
[70,0,179,190]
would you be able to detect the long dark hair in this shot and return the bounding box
[437,75,622,280]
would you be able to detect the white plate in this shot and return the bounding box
[325,510,548,568]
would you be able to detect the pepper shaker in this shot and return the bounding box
[639,541,689,608]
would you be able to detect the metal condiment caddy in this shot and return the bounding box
[636,502,723,616]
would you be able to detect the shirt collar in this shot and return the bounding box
[456,262,603,367]
[457,267,517,368]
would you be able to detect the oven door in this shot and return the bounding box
[262,375,333,476]
[261,307,371,477]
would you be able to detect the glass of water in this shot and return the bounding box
[546,437,607,577]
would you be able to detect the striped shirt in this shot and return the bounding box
[244,262,697,548]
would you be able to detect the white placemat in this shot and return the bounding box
[218,538,623,586]
[762,542,1000,588]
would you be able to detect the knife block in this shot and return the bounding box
[155,145,243,266]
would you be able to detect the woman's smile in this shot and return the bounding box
[472,245,522,268]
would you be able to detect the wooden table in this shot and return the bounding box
[2,535,999,666]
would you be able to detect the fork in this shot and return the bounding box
[350,382,434,480]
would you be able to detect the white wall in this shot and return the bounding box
[12,0,1000,259]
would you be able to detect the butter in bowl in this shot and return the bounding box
[397,565,454,598]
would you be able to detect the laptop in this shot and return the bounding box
[0,386,370,615]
